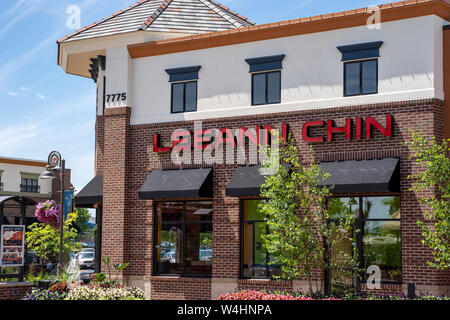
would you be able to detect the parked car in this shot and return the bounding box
[24,251,40,266]
[161,251,176,263]
[199,249,212,262]
[79,270,95,284]
[77,251,95,269]
[81,248,95,255]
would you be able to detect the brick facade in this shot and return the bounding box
[101,107,130,274]
[0,282,33,300]
[98,99,450,299]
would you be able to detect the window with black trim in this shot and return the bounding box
[329,196,401,286]
[21,178,39,193]
[165,66,201,114]
[241,199,282,279]
[337,41,383,97]
[154,201,212,277]
[171,81,198,113]
[245,54,285,106]
[251,71,281,106]
[344,59,378,97]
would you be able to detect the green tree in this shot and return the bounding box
[259,136,356,294]
[406,132,450,270]
[26,211,82,264]
[74,207,93,235]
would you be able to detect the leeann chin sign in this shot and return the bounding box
[153,114,393,153]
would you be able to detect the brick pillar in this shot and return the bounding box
[102,107,130,274]
[51,168,72,199]
[95,115,105,177]
[211,164,240,298]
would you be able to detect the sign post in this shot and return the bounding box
[1,225,26,267]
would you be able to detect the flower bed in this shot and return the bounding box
[217,290,450,301]
[66,284,145,300]
[217,290,340,300]
[23,289,67,301]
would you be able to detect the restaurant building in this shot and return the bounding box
[60,0,450,299]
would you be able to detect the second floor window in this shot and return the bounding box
[337,41,383,97]
[252,71,281,106]
[165,66,201,114]
[171,81,198,113]
[21,178,39,193]
[245,54,285,106]
[344,59,378,96]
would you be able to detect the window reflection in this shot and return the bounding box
[155,201,212,277]
[329,196,401,285]
[242,200,282,279]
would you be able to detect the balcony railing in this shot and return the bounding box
[20,184,40,193]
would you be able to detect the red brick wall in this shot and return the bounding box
[95,115,105,177]
[102,107,130,273]
[238,280,293,292]
[51,168,72,199]
[150,277,211,300]
[97,99,449,299]
[0,283,33,300]
[361,283,403,297]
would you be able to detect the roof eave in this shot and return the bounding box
[128,0,450,59]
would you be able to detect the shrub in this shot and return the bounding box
[125,286,146,300]
[217,290,340,300]
[66,285,105,300]
[50,282,68,293]
[66,284,145,300]
[217,290,449,301]
[23,289,67,301]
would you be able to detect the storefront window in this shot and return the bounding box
[241,200,282,279]
[155,201,212,277]
[329,196,401,285]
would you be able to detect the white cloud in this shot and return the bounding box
[8,91,19,96]
[20,86,31,91]
[36,93,46,100]
[0,124,39,155]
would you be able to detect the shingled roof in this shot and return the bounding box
[58,0,254,43]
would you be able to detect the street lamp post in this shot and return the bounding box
[40,151,65,266]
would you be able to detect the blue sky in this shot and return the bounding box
[0,0,391,191]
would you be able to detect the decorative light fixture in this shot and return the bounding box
[41,151,66,266]
[39,165,57,180]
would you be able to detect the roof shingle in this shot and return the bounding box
[58,0,254,43]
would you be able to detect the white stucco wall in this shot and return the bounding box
[103,15,447,125]
[0,163,52,195]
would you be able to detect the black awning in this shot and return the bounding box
[75,176,103,206]
[139,168,213,200]
[226,164,291,197]
[320,158,400,194]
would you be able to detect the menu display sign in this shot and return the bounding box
[1,225,25,267]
